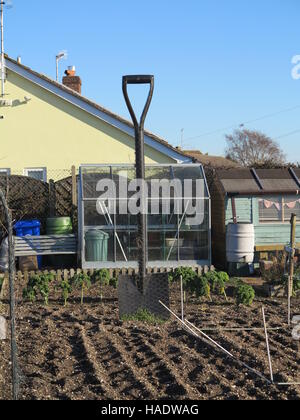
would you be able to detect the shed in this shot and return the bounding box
[211,168,300,268]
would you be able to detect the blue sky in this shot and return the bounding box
[4,0,300,162]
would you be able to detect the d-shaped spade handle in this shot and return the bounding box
[122,75,154,130]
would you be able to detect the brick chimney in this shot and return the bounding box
[62,66,82,94]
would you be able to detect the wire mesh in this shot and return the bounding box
[0,188,20,400]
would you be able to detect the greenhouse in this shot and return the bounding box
[78,164,211,269]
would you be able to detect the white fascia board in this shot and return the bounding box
[6,60,192,164]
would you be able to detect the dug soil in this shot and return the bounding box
[0,283,299,400]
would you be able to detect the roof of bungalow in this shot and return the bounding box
[183,150,241,168]
[214,168,300,196]
[5,55,192,164]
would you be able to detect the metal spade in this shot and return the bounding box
[118,75,170,319]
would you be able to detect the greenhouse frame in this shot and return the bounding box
[78,164,211,269]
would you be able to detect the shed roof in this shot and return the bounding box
[215,168,300,196]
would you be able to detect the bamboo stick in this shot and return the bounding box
[262,307,274,383]
[159,300,272,385]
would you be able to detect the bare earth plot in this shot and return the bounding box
[0,285,299,400]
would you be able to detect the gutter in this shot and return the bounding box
[227,190,300,197]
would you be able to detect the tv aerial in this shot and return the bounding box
[56,50,68,82]
[1,0,13,97]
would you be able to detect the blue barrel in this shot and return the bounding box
[14,220,42,268]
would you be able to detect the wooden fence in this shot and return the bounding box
[0,265,214,301]
[0,167,78,240]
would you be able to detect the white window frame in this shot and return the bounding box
[0,168,11,175]
[23,167,47,182]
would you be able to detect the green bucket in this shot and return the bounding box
[85,230,109,262]
[46,217,73,235]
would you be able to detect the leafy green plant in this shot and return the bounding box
[169,267,197,302]
[23,274,54,305]
[121,308,165,324]
[59,279,72,307]
[235,284,255,306]
[191,276,211,300]
[92,269,110,286]
[23,284,36,303]
[72,273,91,305]
[169,267,197,285]
[204,271,229,301]
[92,269,110,300]
[217,271,230,284]
[109,277,118,289]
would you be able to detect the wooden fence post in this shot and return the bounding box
[288,213,297,326]
[49,179,56,217]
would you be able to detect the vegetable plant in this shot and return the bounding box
[72,273,91,305]
[205,271,229,301]
[59,279,72,307]
[169,267,197,302]
[235,284,255,306]
[92,269,110,301]
[169,267,197,285]
[23,274,54,305]
[191,276,211,301]
[109,277,118,289]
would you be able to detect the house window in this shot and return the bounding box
[24,168,47,182]
[0,168,11,175]
[259,196,300,223]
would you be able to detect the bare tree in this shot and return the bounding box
[225,129,286,167]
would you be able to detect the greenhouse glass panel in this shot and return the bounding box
[79,164,211,269]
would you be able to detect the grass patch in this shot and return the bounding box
[121,308,166,325]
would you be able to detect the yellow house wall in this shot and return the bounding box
[0,70,174,179]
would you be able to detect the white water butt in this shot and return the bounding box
[226,223,255,264]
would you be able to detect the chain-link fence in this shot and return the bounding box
[0,189,20,400]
